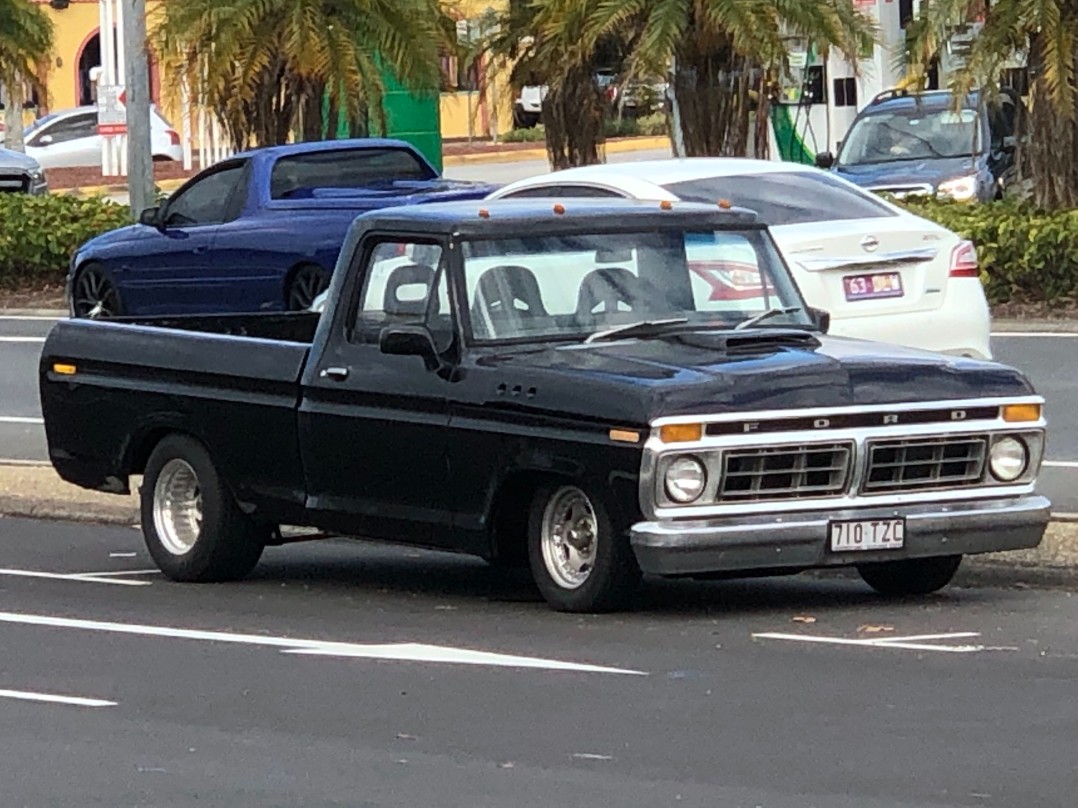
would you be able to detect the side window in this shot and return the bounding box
[33,114,96,146]
[164,165,246,227]
[353,241,450,350]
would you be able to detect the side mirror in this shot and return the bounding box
[379,325,439,370]
[138,206,161,228]
[814,152,835,169]
[38,134,53,146]
[809,307,830,334]
[1002,135,1018,152]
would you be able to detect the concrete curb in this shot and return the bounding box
[0,463,1074,587]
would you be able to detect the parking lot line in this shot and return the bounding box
[0,611,647,675]
[1044,460,1078,469]
[753,631,985,653]
[0,689,115,708]
[992,332,1078,338]
[0,416,44,425]
[0,569,152,587]
[0,337,45,343]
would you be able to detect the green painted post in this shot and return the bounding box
[378,64,443,173]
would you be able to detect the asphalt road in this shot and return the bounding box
[0,515,1076,807]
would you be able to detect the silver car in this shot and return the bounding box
[0,146,48,195]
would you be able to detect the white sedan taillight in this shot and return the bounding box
[949,240,980,278]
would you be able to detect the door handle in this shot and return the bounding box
[319,366,349,381]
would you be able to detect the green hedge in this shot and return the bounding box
[0,194,132,289]
[897,197,1078,307]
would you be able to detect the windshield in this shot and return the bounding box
[462,229,809,344]
[838,105,982,165]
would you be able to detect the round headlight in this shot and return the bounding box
[665,456,707,503]
[990,436,1028,482]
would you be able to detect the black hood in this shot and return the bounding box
[471,331,1032,426]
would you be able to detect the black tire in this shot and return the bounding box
[857,555,963,597]
[71,262,124,319]
[526,483,641,612]
[140,434,267,582]
[286,264,329,311]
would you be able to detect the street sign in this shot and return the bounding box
[97,84,127,136]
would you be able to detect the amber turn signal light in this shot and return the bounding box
[1002,403,1042,423]
[52,363,76,376]
[659,423,703,443]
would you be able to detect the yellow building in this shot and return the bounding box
[27,0,511,141]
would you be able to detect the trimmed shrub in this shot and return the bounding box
[897,197,1078,306]
[0,194,132,289]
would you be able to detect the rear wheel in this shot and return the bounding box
[72,263,124,319]
[286,264,329,311]
[527,483,640,612]
[857,555,962,597]
[141,434,267,582]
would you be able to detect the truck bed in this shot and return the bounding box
[39,315,314,523]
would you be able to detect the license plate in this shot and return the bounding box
[843,272,904,301]
[830,518,906,552]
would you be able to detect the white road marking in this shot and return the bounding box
[0,416,44,425]
[0,569,151,587]
[0,337,45,343]
[753,631,985,653]
[70,569,160,578]
[0,611,646,675]
[0,315,60,322]
[992,332,1078,338]
[109,552,137,558]
[0,689,115,708]
[1044,461,1078,469]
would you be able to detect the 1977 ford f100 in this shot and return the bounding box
[39,199,1050,612]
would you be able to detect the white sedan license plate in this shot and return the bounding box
[830,518,905,552]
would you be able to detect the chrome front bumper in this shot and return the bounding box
[630,495,1051,576]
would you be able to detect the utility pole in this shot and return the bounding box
[123,0,154,214]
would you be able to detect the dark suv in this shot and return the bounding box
[816,88,1023,203]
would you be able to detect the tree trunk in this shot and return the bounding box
[2,81,25,152]
[542,62,606,170]
[1017,32,1078,209]
[671,27,764,158]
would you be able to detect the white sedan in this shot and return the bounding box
[23,105,183,170]
[486,158,992,359]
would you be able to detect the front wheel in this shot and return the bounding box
[286,264,329,311]
[857,555,962,597]
[72,263,124,319]
[527,483,640,612]
[141,434,268,582]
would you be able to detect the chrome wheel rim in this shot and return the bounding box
[540,486,598,590]
[73,269,120,319]
[288,266,327,310]
[152,459,203,555]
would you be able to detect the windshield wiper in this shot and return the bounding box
[734,307,801,330]
[585,317,690,344]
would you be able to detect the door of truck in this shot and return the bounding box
[299,236,455,546]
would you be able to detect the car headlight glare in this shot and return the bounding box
[664,456,707,503]
[938,175,978,202]
[989,436,1028,482]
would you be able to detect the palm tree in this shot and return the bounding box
[0,0,53,152]
[904,0,1078,209]
[489,0,614,169]
[153,0,449,150]
[584,0,876,158]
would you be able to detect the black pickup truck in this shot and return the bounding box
[39,199,1050,612]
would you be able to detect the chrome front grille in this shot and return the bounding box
[866,183,934,199]
[0,173,29,193]
[863,436,987,493]
[718,443,852,502]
